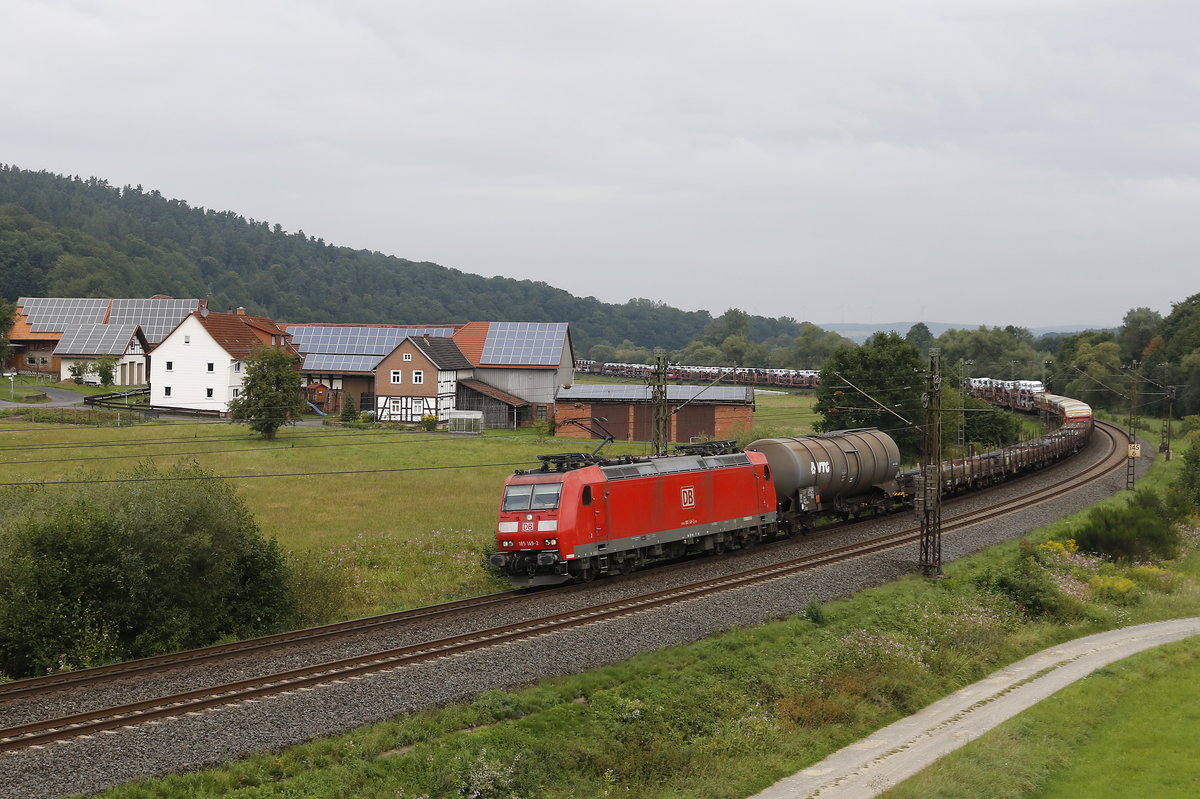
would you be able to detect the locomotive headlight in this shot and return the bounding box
[543,538,558,546]
[502,539,515,548]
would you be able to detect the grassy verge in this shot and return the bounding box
[80,438,1200,799]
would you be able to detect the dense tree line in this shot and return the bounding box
[0,165,809,357]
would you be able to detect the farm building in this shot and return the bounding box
[289,321,574,428]
[554,384,756,443]
[287,324,457,417]
[4,296,202,382]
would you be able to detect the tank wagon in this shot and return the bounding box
[744,429,905,529]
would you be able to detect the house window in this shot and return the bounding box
[166,361,173,371]
[233,388,240,398]
[412,370,424,385]
[26,356,35,365]
[403,353,413,362]
[206,388,214,398]
[536,405,548,420]
[390,370,402,384]
[207,363,214,372]
[184,336,190,344]
[234,361,241,372]
[164,386,172,396]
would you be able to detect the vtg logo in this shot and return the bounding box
[681,486,696,508]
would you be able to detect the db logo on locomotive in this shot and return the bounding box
[681,486,695,508]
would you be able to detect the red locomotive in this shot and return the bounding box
[490,444,776,586]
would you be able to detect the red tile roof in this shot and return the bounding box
[452,321,490,364]
[192,311,298,358]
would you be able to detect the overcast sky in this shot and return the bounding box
[3,1,1197,329]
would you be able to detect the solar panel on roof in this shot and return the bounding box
[287,326,455,356]
[53,324,139,356]
[480,322,566,366]
[301,353,383,372]
[23,298,109,332]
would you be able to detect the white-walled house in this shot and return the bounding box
[148,309,296,413]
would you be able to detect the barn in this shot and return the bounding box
[554,384,756,443]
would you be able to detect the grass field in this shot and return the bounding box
[0,389,818,616]
[78,434,1200,799]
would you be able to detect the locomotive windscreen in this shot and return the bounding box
[502,483,563,511]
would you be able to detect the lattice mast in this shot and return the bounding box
[918,347,943,577]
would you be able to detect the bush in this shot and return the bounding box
[1074,499,1180,562]
[981,540,1083,620]
[0,462,295,678]
[1174,441,1200,510]
[1087,574,1140,605]
[420,414,438,431]
[1127,564,1184,593]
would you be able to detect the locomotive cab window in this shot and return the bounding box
[530,483,562,509]
[502,483,563,511]
[502,485,533,511]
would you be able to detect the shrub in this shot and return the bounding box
[1087,574,1140,605]
[0,462,295,678]
[420,414,438,431]
[1174,441,1200,510]
[1127,564,1183,593]
[981,540,1083,620]
[1074,501,1180,561]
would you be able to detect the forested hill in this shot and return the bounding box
[0,165,805,355]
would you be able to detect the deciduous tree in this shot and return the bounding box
[228,344,304,440]
[814,332,923,459]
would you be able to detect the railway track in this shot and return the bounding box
[0,421,1127,755]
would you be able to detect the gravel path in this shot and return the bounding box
[751,617,1200,799]
[0,432,1147,799]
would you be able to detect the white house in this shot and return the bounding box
[148,308,296,413]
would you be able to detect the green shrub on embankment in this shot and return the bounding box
[0,462,295,679]
[85,444,1200,799]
